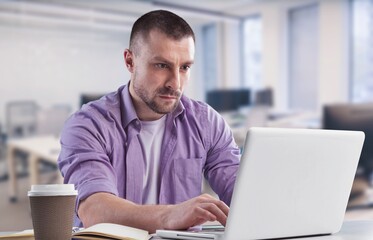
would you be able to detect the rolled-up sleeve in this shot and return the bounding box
[57,111,119,216]
[204,107,240,206]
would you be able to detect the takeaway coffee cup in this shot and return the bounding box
[28,184,78,240]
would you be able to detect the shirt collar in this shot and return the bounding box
[120,82,186,129]
[171,95,186,121]
[120,83,139,129]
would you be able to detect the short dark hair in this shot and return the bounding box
[129,10,195,55]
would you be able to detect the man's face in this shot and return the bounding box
[125,30,195,120]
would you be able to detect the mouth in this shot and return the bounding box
[159,95,178,100]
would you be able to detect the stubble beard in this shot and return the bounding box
[132,74,181,115]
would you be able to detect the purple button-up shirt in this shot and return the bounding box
[58,84,240,227]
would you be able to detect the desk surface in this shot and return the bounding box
[7,135,60,163]
[151,220,373,239]
[7,135,62,201]
[297,220,373,239]
[1,220,373,239]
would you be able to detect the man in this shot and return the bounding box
[58,10,240,233]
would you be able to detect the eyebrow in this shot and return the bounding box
[152,56,194,66]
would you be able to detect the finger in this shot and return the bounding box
[199,203,227,226]
[194,206,217,223]
[197,196,230,217]
[215,200,229,216]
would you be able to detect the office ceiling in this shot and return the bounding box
[0,0,266,34]
[29,0,262,17]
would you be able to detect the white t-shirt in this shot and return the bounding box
[138,115,166,204]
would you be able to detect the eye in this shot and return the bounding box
[180,65,191,72]
[155,63,168,69]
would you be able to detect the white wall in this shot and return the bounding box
[318,0,350,107]
[221,21,242,89]
[0,26,130,124]
[184,26,205,102]
[261,5,286,110]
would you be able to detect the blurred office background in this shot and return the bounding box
[1,0,373,231]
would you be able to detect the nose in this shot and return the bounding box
[166,69,180,90]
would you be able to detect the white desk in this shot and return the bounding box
[7,135,62,202]
[223,109,321,148]
[296,220,373,239]
[152,220,373,239]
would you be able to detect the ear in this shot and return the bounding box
[124,49,134,73]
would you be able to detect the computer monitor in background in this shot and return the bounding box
[255,88,273,107]
[80,93,105,107]
[323,103,373,183]
[206,89,251,112]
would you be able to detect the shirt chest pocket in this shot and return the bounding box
[173,157,204,201]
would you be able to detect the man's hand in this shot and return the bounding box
[161,193,229,230]
[78,192,229,233]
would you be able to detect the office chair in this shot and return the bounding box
[254,88,273,107]
[6,101,39,138]
[5,101,39,183]
[0,122,7,182]
[36,104,72,136]
[80,93,105,107]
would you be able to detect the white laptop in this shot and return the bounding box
[156,127,365,240]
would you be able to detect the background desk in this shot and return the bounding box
[7,135,62,202]
[152,221,373,239]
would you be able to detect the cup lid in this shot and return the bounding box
[28,184,78,196]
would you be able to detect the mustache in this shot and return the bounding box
[157,87,181,97]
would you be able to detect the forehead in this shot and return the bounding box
[137,30,195,61]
